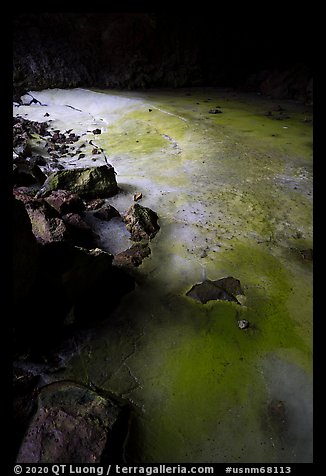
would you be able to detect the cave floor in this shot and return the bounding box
[14,87,313,463]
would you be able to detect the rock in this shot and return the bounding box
[186,280,238,304]
[13,117,49,158]
[238,319,249,329]
[24,198,70,244]
[86,198,106,210]
[94,204,120,221]
[215,276,244,296]
[50,131,69,144]
[133,191,143,201]
[13,140,31,160]
[13,187,38,204]
[209,108,223,114]
[92,128,102,134]
[123,203,160,241]
[113,242,151,268]
[13,162,47,186]
[16,381,129,464]
[44,190,85,215]
[186,276,244,304]
[70,134,79,143]
[62,213,96,248]
[37,165,118,199]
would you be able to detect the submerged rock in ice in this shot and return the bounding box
[186,276,244,304]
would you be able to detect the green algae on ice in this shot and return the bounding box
[120,238,311,462]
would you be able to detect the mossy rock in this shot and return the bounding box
[124,203,160,241]
[37,165,118,199]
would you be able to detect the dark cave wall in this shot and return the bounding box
[13,14,103,99]
[13,13,312,103]
[13,13,204,97]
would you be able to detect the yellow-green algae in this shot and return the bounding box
[16,88,312,462]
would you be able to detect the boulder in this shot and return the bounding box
[13,187,36,203]
[44,190,85,215]
[94,204,120,221]
[113,242,151,268]
[24,199,70,245]
[186,276,244,304]
[16,381,129,464]
[123,203,160,241]
[37,165,118,199]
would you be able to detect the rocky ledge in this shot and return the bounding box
[13,114,161,342]
[13,111,160,463]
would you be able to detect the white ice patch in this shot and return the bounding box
[15,88,144,135]
[21,88,142,116]
[84,214,132,256]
